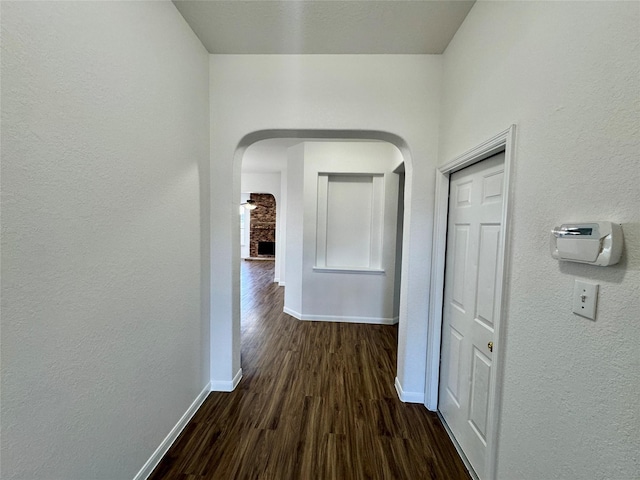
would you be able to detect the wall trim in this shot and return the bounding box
[133,383,210,480]
[285,307,397,325]
[394,377,425,403]
[283,306,301,319]
[312,266,385,275]
[301,314,397,325]
[278,281,285,287]
[426,125,516,480]
[211,368,243,392]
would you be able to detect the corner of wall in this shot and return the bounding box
[394,377,425,404]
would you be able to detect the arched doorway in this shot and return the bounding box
[215,130,414,395]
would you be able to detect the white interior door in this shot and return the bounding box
[439,152,505,479]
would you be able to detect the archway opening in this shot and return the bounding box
[234,130,413,392]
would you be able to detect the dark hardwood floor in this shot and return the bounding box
[149,260,470,479]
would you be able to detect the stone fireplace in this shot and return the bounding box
[249,193,276,258]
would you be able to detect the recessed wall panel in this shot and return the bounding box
[325,175,373,268]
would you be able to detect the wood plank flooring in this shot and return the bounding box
[149,260,470,480]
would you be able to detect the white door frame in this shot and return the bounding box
[425,125,516,479]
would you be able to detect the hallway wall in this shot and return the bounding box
[439,2,640,478]
[209,55,442,400]
[283,141,402,323]
[0,2,210,478]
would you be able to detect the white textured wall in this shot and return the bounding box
[210,55,441,399]
[284,144,306,315]
[1,2,210,479]
[440,2,640,478]
[299,142,401,322]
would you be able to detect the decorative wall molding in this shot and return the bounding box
[315,173,385,270]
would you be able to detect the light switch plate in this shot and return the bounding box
[573,280,599,320]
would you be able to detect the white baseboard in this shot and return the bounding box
[278,281,285,287]
[283,306,301,319]
[210,368,242,392]
[394,377,425,403]
[301,314,397,325]
[274,277,279,283]
[133,383,210,480]
[283,307,396,325]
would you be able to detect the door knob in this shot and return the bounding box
[488,341,493,352]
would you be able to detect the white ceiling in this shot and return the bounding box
[173,0,475,55]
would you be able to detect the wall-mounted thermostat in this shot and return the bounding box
[550,221,623,266]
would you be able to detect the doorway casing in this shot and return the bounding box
[426,125,516,479]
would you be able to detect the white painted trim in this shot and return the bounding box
[312,266,385,275]
[285,306,397,325]
[394,377,425,403]
[426,125,516,480]
[316,174,329,267]
[133,383,210,480]
[299,314,397,325]
[278,281,285,287]
[438,128,514,174]
[232,368,243,390]
[211,368,243,392]
[369,175,385,268]
[274,277,279,283]
[425,166,451,411]
[283,306,301,319]
[315,172,386,271]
